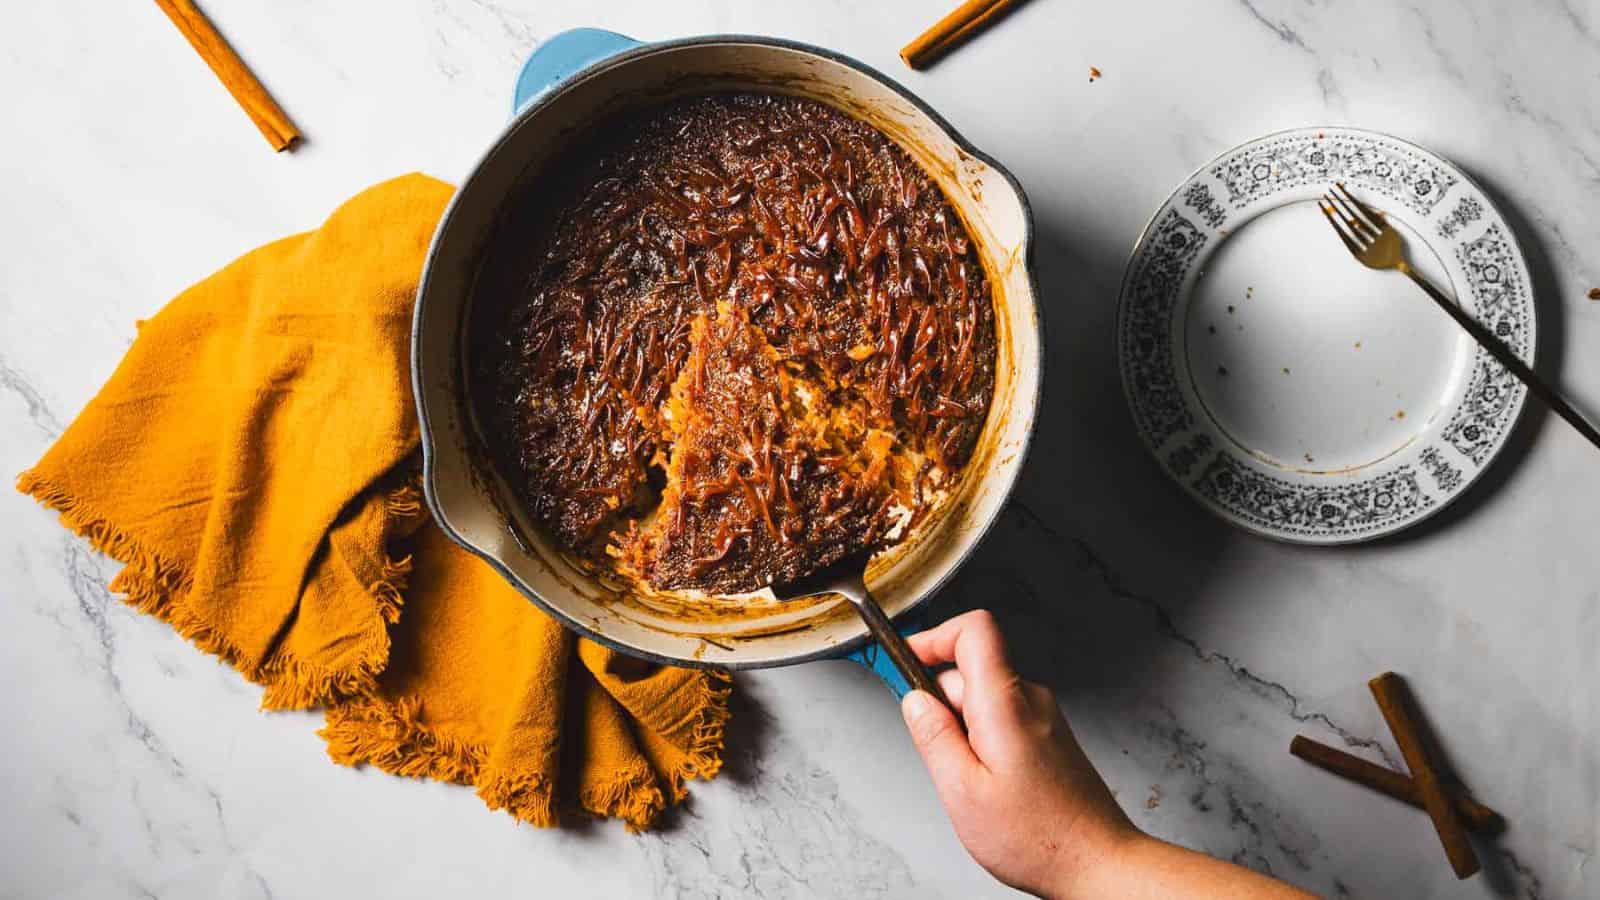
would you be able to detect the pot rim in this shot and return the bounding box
[412,33,1046,669]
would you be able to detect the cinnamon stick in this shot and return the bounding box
[1289,736,1503,834]
[900,0,1024,70]
[154,0,301,151]
[1369,673,1480,878]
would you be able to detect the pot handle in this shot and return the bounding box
[511,28,642,118]
[842,617,929,700]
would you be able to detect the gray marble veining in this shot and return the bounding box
[3,0,1596,897]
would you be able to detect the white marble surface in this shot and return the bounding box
[3,1,1597,897]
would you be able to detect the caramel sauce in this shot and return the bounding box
[473,93,996,594]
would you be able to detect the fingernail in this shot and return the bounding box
[902,690,932,724]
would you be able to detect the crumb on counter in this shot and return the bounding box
[1089,66,1102,82]
[1146,784,1162,810]
[1218,365,1229,376]
[1227,304,1236,314]
[1304,452,1315,463]
[1208,324,1217,335]
[1354,341,1363,349]
[1396,409,1406,419]
[1282,367,1291,375]
[1589,287,1600,300]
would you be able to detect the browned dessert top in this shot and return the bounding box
[473,92,996,594]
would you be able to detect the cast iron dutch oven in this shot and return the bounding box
[412,28,1042,690]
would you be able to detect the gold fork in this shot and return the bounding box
[1319,183,1600,452]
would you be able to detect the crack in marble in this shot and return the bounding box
[1499,83,1600,183]
[59,536,188,778]
[1237,0,1308,49]
[1574,844,1596,877]
[466,0,537,44]
[457,0,539,60]
[0,356,63,437]
[1155,708,1315,878]
[1233,0,1347,107]
[1407,6,1468,84]
[639,705,934,900]
[1551,0,1600,50]
[1008,501,1404,771]
[1500,845,1547,900]
[129,780,165,860]
[1314,68,1340,106]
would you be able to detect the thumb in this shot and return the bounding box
[902,690,982,799]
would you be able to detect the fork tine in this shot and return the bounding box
[1319,200,1367,256]
[1318,197,1360,245]
[1334,182,1384,232]
[1325,190,1378,241]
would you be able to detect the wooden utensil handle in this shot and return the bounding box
[851,589,952,709]
[1402,264,1600,451]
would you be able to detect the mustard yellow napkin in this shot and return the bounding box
[17,173,728,830]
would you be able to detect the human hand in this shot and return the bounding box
[899,610,1135,899]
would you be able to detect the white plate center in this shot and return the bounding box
[1185,200,1469,473]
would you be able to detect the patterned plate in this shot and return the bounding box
[1117,127,1534,543]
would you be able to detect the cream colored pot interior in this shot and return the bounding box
[415,39,1039,667]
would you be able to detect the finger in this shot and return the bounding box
[901,689,985,803]
[936,667,966,713]
[906,625,954,665]
[904,610,1016,696]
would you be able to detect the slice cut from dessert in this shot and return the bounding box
[615,303,912,594]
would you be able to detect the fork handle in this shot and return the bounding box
[848,588,953,710]
[1401,264,1600,452]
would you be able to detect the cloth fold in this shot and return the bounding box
[17,173,728,830]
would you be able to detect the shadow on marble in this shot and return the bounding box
[925,215,1237,695]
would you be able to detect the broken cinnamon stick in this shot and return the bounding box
[1369,672,1480,878]
[154,0,301,151]
[1290,736,1503,833]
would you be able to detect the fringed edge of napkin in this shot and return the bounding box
[19,466,732,832]
[319,670,732,831]
[15,470,414,711]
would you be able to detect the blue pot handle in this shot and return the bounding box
[843,616,929,699]
[511,28,643,118]
[510,28,929,700]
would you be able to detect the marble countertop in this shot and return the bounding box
[3,1,1596,897]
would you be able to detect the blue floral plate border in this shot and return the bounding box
[1116,127,1534,543]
